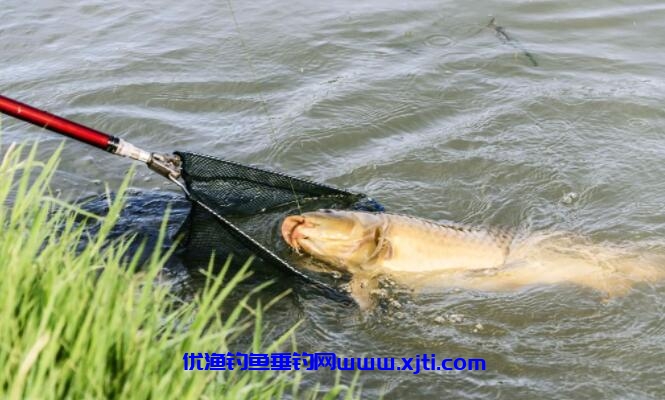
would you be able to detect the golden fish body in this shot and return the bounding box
[369,214,510,273]
[281,210,511,274]
[281,210,664,308]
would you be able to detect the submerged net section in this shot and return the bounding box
[175,152,384,301]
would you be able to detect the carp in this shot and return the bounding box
[282,210,512,273]
[281,210,664,308]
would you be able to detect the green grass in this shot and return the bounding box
[0,141,358,399]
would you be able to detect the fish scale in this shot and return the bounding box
[377,213,512,273]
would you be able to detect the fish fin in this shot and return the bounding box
[349,275,377,310]
[368,226,393,261]
[381,239,393,259]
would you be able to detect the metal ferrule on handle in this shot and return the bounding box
[0,94,180,178]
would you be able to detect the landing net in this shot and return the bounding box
[175,151,384,301]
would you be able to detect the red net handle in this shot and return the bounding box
[0,94,118,152]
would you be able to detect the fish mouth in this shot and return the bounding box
[281,215,306,250]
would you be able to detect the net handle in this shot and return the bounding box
[0,94,118,151]
[0,94,158,163]
[0,94,183,178]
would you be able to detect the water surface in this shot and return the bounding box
[3,1,665,398]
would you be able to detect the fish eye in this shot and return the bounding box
[321,209,334,214]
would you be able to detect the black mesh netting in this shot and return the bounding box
[174,152,384,300]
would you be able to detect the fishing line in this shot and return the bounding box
[224,0,303,214]
[224,0,279,146]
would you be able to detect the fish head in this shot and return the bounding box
[281,209,388,272]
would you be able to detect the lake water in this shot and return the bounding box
[3,0,665,398]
